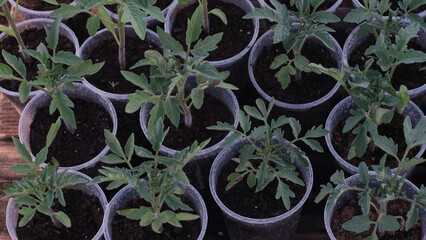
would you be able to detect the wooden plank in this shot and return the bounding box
[0,93,19,140]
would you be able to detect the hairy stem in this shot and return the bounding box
[376,201,388,237]
[202,0,210,35]
[117,5,126,70]
[2,3,31,63]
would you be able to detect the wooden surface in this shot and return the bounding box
[0,93,22,240]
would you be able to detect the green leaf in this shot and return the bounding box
[45,16,61,51]
[45,117,61,148]
[405,204,420,231]
[12,137,32,164]
[373,134,398,158]
[220,133,241,148]
[51,4,85,19]
[175,212,199,221]
[54,211,71,228]
[122,5,147,40]
[148,120,168,152]
[256,162,275,193]
[343,8,367,23]
[100,154,125,164]
[104,129,125,158]
[34,147,48,166]
[18,82,31,103]
[0,63,14,78]
[164,98,181,128]
[352,126,368,158]
[275,65,295,89]
[276,180,294,210]
[2,50,26,79]
[243,105,263,121]
[358,162,370,185]
[18,207,36,227]
[186,6,203,47]
[0,24,15,37]
[209,8,227,25]
[96,6,117,43]
[342,215,372,233]
[379,215,399,232]
[330,170,345,185]
[302,139,323,152]
[10,164,33,175]
[86,16,101,36]
[288,118,301,138]
[270,54,289,70]
[157,27,184,56]
[191,88,204,109]
[315,183,334,203]
[121,71,150,90]
[191,33,223,57]
[358,190,371,216]
[247,172,256,188]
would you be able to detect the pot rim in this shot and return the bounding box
[258,0,343,13]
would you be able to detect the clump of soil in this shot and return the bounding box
[19,0,73,11]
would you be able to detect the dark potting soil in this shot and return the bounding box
[331,194,422,240]
[217,160,306,219]
[0,28,75,91]
[29,99,113,167]
[85,35,160,94]
[264,0,335,11]
[348,35,426,91]
[254,39,337,104]
[112,198,202,240]
[105,0,173,13]
[332,112,419,169]
[19,0,73,11]
[171,0,254,61]
[16,189,104,240]
[162,94,234,150]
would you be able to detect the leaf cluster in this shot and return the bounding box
[2,137,87,228]
[344,0,426,39]
[244,0,339,89]
[316,116,426,239]
[124,8,236,128]
[208,98,327,209]
[92,120,208,233]
[0,17,103,129]
[52,0,165,41]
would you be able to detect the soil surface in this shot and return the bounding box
[264,0,335,11]
[332,112,419,169]
[162,93,234,150]
[331,193,422,240]
[0,28,75,91]
[111,198,202,240]
[84,35,160,94]
[254,38,338,104]
[348,35,426,91]
[16,189,104,240]
[30,99,113,167]
[19,0,73,11]
[217,160,306,218]
[171,0,254,61]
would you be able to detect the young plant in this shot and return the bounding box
[0,17,104,131]
[244,0,340,89]
[344,0,426,39]
[207,98,328,209]
[52,0,166,69]
[177,0,227,35]
[2,135,87,228]
[316,117,426,239]
[92,120,208,233]
[122,9,236,128]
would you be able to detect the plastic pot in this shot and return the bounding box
[6,170,108,240]
[104,2,173,27]
[103,181,207,240]
[325,96,426,176]
[165,0,259,71]
[8,0,79,20]
[324,173,426,239]
[352,0,426,18]
[343,22,426,102]
[18,83,118,171]
[0,18,80,113]
[139,76,239,190]
[248,29,343,127]
[209,137,314,240]
[258,0,343,13]
[78,27,159,106]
